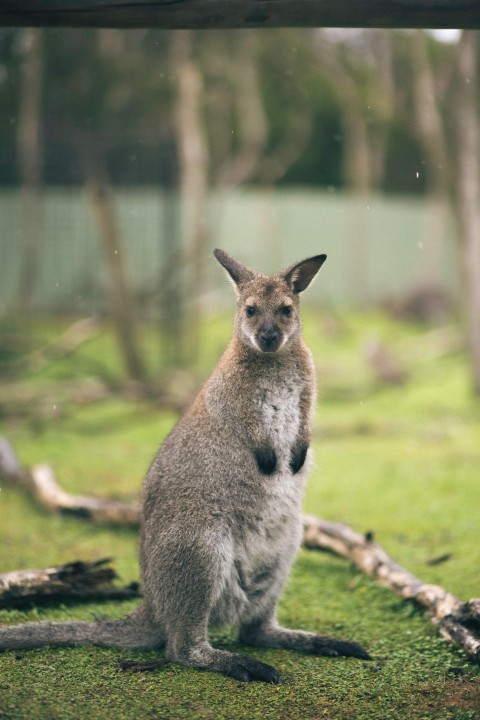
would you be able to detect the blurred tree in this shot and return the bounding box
[17,28,43,313]
[399,29,480,393]
[81,30,150,383]
[40,28,174,186]
[4,25,480,393]
[452,31,480,395]
[254,29,315,185]
[0,26,433,195]
[163,28,323,363]
[391,30,480,393]
[317,34,371,304]
[206,30,268,187]
[172,30,209,365]
[81,129,148,383]
[409,30,450,287]
[42,29,150,382]
[313,30,396,303]
[201,29,317,188]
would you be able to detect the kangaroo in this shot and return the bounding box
[0,249,369,683]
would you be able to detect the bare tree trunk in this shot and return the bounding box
[17,28,43,314]
[159,189,183,368]
[453,32,480,395]
[172,30,209,364]
[81,137,148,383]
[344,119,371,307]
[313,34,376,305]
[370,30,395,188]
[410,30,451,286]
[333,57,371,305]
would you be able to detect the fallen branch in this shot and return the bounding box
[303,515,480,664]
[0,558,140,609]
[1,437,479,663]
[0,437,140,526]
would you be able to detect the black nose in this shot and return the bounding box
[260,330,279,346]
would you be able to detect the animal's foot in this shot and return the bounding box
[224,654,282,683]
[171,642,282,684]
[312,635,371,660]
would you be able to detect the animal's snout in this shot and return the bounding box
[260,329,279,345]
[258,325,281,352]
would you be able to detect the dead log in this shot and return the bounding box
[1,437,479,662]
[0,558,140,609]
[303,515,480,663]
[0,437,140,526]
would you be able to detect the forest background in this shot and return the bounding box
[1,27,480,383]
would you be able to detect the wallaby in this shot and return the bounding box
[0,249,369,683]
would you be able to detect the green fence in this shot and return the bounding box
[0,187,459,315]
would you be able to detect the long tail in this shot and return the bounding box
[0,604,164,651]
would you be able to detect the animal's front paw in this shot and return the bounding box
[312,635,371,660]
[254,446,277,475]
[289,444,308,474]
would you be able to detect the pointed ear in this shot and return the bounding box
[213,248,256,289]
[282,254,327,294]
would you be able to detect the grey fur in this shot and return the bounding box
[0,250,369,682]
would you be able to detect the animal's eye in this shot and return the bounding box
[246,306,256,317]
[282,306,292,316]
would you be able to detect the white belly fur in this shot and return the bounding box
[254,382,301,471]
[210,380,307,627]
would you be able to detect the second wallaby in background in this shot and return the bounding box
[0,249,369,683]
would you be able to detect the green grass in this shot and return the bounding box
[0,310,479,719]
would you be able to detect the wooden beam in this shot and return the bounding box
[0,0,478,30]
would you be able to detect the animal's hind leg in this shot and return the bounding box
[239,612,370,660]
[151,538,281,683]
[105,604,166,651]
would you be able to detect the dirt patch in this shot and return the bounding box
[418,676,480,717]
[443,677,480,714]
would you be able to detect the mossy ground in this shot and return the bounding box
[0,310,479,719]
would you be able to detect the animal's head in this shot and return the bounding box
[214,249,326,354]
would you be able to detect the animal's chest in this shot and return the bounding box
[253,380,302,456]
